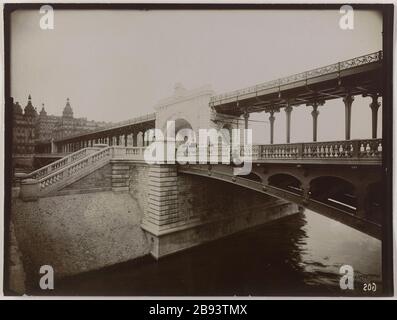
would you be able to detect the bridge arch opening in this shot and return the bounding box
[173,118,195,148]
[136,131,144,147]
[144,129,155,146]
[174,118,193,132]
[240,172,262,183]
[310,176,356,212]
[268,173,302,195]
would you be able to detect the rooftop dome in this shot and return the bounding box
[39,103,47,117]
[62,98,73,118]
[24,94,37,117]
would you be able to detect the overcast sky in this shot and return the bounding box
[11,9,382,143]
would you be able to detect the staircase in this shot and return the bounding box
[28,147,101,180]
[21,146,146,197]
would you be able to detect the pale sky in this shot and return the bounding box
[11,9,382,143]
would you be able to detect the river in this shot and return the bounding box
[49,210,382,297]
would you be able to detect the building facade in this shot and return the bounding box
[12,95,37,155]
[12,95,111,155]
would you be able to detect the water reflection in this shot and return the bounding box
[45,210,382,296]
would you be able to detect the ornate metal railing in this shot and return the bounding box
[210,51,382,103]
[242,139,382,161]
[27,147,101,180]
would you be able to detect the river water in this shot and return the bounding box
[51,210,382,297]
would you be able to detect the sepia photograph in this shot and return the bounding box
[2,2,394,300]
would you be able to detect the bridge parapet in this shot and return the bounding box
[161,138,383,165]
[248,138,382,164]
[19,138,382,200]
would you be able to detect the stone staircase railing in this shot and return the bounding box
[18,146,147,200]
[37,147,113,196]
[26,147,102,180]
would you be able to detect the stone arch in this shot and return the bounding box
[160,114,197,135]
[310,176,356,211]
[174,118,193,132]
[240,171,263,183]
[172,118,195,146]
[268,173,303,195]
[136,131,144,147]
[144,129,156,146]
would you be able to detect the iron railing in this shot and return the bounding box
[210,51,382,104]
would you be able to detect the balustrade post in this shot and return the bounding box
[352,140,360,158]
[20,178,40,202]
[297,143,304,159]
[14,173,28,192]
[343,94,354,140]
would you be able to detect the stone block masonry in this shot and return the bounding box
[110,160,130,192]
[62,163,112,192]
[142,165,180,233]
[141,164,300,259]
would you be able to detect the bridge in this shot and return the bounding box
[12,51,385,280]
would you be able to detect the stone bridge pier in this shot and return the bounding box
[141,164,299,259]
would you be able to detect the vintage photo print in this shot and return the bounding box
[2,3,394,299]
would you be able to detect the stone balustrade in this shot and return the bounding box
[246,139,382,162]
[18,139,382,201]
[26,147,102,180]
[19,146,147,200]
